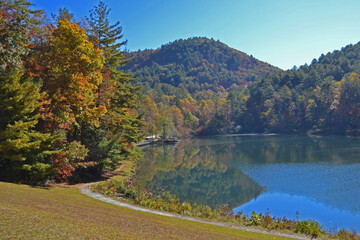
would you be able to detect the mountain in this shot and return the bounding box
[124,38,360,136]
[123,37,281,94]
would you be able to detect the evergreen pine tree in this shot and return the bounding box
[84,1,144,172]
[0,0,60,183]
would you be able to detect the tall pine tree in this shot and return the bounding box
[0,0,60,183]
[87,1,144,171]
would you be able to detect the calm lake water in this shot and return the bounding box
[136,135,360,232]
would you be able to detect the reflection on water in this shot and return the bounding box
[238,163,360,213]
[137,135,360,231]
[135,139,263,207]
[234,192,360,233]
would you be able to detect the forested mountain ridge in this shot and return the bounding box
[128,38,360,136]
[243,41,360,135]
[119,37,281,136]
[123,37,281,93]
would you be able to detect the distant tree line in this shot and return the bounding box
[243,43,360,135]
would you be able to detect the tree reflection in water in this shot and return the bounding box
[135,138,263,208]
[135,135,360,208]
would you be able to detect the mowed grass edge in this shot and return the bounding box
[0,181,296,240]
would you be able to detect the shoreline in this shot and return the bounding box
[79,183,309,240]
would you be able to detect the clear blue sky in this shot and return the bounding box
[31,0,360,70]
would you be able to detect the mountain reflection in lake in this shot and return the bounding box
[136,135,360,231]
[135,139,263,207]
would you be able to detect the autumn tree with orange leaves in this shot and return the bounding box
[22,2,145,181]
[28,18,107,180]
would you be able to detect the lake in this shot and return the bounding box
[136,135,360,232]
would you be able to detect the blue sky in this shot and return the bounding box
[31,0,360,70]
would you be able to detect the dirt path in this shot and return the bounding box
[79,184,311,240]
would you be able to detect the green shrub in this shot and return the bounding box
[182,201,192,215]
[296,220,323,238]
[250,211,261,225]
[201,206,213,218]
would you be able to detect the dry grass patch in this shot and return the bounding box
[0,182,294,239]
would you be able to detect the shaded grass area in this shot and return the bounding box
[0,182,293,240]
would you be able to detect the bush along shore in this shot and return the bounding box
[91,179,359,239]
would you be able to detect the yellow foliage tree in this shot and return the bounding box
[40,19,106,132]
[31,19,106,179]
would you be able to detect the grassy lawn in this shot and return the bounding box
[0,181,295,240]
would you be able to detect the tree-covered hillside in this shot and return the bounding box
[127,38,360,136]
[123,37,280,94]
[122,38,280,136]
[243,42,360,135]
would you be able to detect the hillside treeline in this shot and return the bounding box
[126,39,360,136]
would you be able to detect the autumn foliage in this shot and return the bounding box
[34,19,106,131]
[0,1,143,183]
